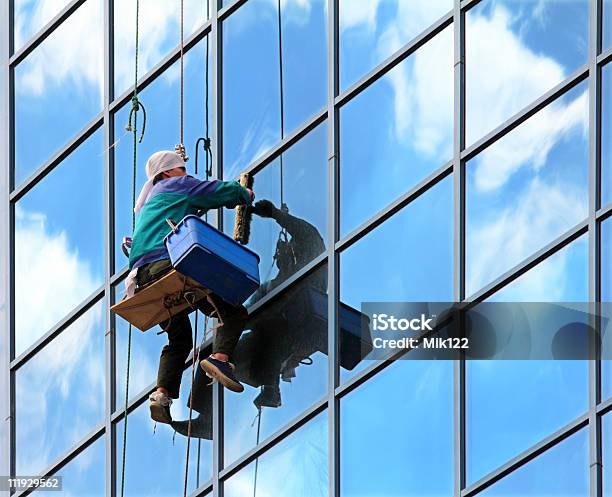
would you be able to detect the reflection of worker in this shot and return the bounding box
[126,150,255,425]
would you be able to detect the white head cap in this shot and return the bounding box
[133,150,185,214]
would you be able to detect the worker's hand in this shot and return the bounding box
[251,199,277,218]
[246,188,255,203]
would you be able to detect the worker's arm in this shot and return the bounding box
[189,178,253,210]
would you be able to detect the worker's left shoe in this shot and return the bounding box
[253,385,281,409]
[149,390,173,424]
[200,356,244,393]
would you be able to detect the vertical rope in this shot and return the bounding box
[180,0,185,145]
[252,407,263,497]
[277,0,285,211]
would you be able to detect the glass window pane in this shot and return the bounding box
[478,429,589,497]
[603,218,612,401]
[224,412,328,497]
[340,26,453,236]
[223,122,328,305]
[466,82,589,296]
[14,0,72,50]
[16,300,105,476]
[467,236,588,484]
[605,0,612,51]
[116,371,212,497]
[466,0,589,146]
[605,413,612,497]
[339,0,452,90]
[113,0,212,96]
[113,39,211,275]
[603,63,612,208]
[15,130,104,357]
[341,360,453,497]
[339,176,453,382]
[14,0,103,186]
[33,436,105,496]
[222,0,327,181]
[223,266,328,466]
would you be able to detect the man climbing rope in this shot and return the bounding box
[125,150,255,424]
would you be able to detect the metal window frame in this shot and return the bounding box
[3,0,612,496]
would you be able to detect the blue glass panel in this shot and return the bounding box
[116,368,212,496]
[114,39,211,275]
[224,412,328,497]
[341,360,453,497]
[14,0,72,50]
[223,266,328,466]
[14,0,103,186]
[604,219,612,401]
[466,82,589,296]
[223,122,328,305]
[605,0,612,51]
[16,300,105,476]
[467,236,589,484]
[339,176,453,382]
[113,0,212,96]
[603,63,612,208]
[479,429,589,497]
[15,129,104,357]
[340,25,453,236]
[222,0,327,181]
[466,0,589,146]
[33,436,105,496]
[339,0,452,90]
[605,413,612,497]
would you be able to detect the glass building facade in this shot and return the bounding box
[0,0,611,496]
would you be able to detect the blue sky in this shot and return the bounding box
[9,0,612,495]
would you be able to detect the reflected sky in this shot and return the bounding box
[16,299,105,476]
[339,0,451,90]
[340,176,453,381]
[341,360,453,497]
[479,428,588,497]
[33,435,105,497]
[603,62,612,208]
[467,236,588,484]
[605,414,612,497]
[14,0,72,50]
[223,266,328,466]
[15,129,104,357]
[222,0,327,182]
[466,0,588,146]
[14,0,103,187]
[466,82,589,297]
[340,25,453,236]
[224,411,327,497]
[605,0,612,51]
[604,219,612,401]
[116,367,212,496]
[114,38,211,275]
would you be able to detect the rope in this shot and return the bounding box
[276,0,287,239]
[180,0,184,145]
[252,407,263,497]
[120,0,146,495]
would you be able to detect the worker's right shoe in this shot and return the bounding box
[200,356,244,393]
[149,390,173,424]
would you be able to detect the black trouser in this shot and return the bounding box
[135,259,248,399]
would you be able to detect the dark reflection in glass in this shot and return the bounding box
[467,236,588,484]
[466,82,589,296]
[224,122,328,305]
[479,429,588,496]
[339,0,452,90]
[113,0,211,96]
[603,219,612,401]
[14,0,71,50]
[466,0,588,146]
[224,412,328,497]
[14,0,103,186]
[16,299,105,476]
[114,39,211,275]
[340,25,453,236]
[603,63,612,207]
[339,177,453,381]
[605,414,612,497]
[223,266,328,466]
[341,360,453,497]
[222,0,327,181]
[116,369,212,497]
[33,436,105,496]
[15,130,104,357]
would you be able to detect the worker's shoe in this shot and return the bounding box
[149,390,173,424]
[200,356,244,393]
[253,385,281,409]
[171,414,212,440]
